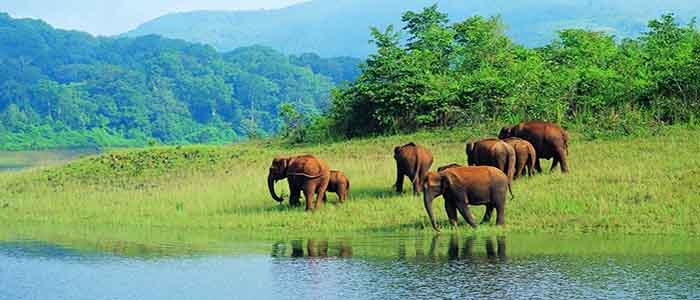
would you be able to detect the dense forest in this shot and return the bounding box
[126,0,700,57]
[326,6,700,138]
[0,13,360,150]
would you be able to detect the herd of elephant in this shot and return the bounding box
[267,120,570,232]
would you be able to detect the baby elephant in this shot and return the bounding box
[422,166,512,232]
[324,170,350,203]
[502,137,537,178]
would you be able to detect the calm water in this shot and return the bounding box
[1,234,699,300]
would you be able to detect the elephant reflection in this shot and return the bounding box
[271,240,353,258]
[408,235,506,262]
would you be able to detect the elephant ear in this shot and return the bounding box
[440,172,456,195]
[394,146,401,159]
[466,142,475,165]
[273,157,290,173]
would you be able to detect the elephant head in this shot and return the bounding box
[268,157,290,202]
[422,171,451,232]
[465,142,476,165]
[498,126,514,139]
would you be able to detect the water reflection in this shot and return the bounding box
[269,236,507,261]
[394,235,507,263]
[271,239,353,258]
[2,234,700,300]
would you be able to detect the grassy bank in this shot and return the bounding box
[1,126,699,236]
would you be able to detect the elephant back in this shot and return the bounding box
[287,155,330,177]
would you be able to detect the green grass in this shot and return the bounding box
[1,126,699,237]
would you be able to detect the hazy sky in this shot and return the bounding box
[2,0,309,36]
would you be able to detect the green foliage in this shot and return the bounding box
[278,103,308,143]
[330,8,700,137]
[0,14,336,150]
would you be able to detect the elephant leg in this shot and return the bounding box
[303,183,315,211]
[557,148,569,173]
[515,161,525,179]
[455,199,477,229]
[315,179,329,210]
[495,200,506,226]
[290,185,301,207]
[289,180,301,207]
[444,198,458,226]
[527,157,535,177]
[535,159,543,173]
[550,157,560,173]
[481,204,494,225]
[496,157,507,174]
[395,168,404,193]
[412,173,421,195]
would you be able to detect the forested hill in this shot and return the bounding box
[124,0,700,57]
[0,13,360,150]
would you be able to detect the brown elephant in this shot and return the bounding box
[267,155,330,211]
[422,166,511,232]
[394,142,434,194]
[324,170,350,203]
[499,120,570,173]
[465,139,516,183]
[502,137,537,178]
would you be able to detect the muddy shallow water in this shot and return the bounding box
[1,233,699,300]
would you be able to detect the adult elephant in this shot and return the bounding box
[394,142,434,194]
[502,137,537,178]
[422,166,511,232]
[499,120,570,173]
[267,155,331,211]
[465,139,516,183]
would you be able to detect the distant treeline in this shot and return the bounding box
[0,13,360,150]
[323,6,699,140]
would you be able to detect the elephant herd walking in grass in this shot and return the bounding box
[267,120,570,231]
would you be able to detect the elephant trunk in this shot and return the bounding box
[268,174,284,202]
[423,192,440,232]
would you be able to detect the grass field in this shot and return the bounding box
[1,125,699,237]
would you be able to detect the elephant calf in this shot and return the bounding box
[423,166,511,232]
[502,137,537,178]
[465,139,516,183]
[324,170,350,203]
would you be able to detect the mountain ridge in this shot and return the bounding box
[125,0,700,57]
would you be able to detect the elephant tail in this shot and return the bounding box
[411,147,422,184]
[411,162,422,184]
[508,180,514,200]
[562,130,570,155]
[506,145,516,185]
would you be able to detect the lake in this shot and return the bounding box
[1,232,698,300]
[0,149,99,172]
